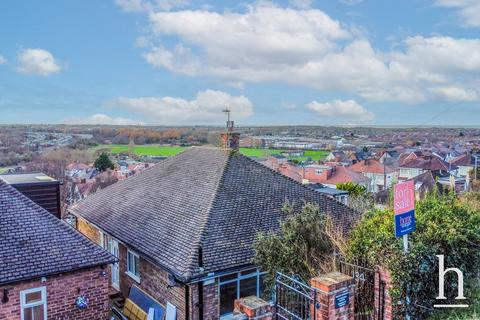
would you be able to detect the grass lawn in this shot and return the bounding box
[97,144,328,161]
[105,145,186,156]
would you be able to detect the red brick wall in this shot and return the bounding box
[189,279,219,320]
[0,266,110,320]
[118,243,190,320]
[374,266,393,320]
[311,272,355,320]
[76,220,223,320]
[203,280,219,320]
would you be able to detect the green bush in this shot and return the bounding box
[347,192,480,319]
[253,203,334,288]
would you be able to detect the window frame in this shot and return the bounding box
[126,249,141,283]
[20,286,47,320]
[218,268,267,318]
[98,230,104,248]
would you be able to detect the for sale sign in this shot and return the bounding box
[393,180,416,237]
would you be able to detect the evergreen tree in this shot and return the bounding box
[94,152,114,172]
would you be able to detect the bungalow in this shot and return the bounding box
[69,140,357,320]
[0,180,115,320]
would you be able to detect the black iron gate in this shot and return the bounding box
[336,260,377,320]
[274,273,318,320]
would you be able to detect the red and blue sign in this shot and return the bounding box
[393,180,416,237]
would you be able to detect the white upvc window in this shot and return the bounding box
[20,286,47,320]
[98,230,104,248]
[218,268,268,319]
[126,249,141,283]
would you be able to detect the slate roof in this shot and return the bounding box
[449,153,477,167]
[70,147,358,282]
[0,181,115,285]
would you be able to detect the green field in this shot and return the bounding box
[96,144,328,161]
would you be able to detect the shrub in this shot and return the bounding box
[347,192,480,319]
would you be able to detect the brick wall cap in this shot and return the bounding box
[235,296,270,310]
[311,272,354,292]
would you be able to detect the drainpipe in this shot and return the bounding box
[198,247,204,320]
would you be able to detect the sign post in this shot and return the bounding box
[394,180,416,320]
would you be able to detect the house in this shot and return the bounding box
[348,159,397,193]
[325,151,347,163]
[0,180,115,320]
[309,184,349,205]
[264,154,287,171]
[449,153,479,177]
[278,162,304,183]
[69,143,357,320]
[0,172,62,218]
[374,171,439,206]
[302,165,370,190]
[398,156,453,181]
[398,150,426,166]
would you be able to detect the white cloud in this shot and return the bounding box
[305,99,374,121]
[429,86,479,101]
[105,90,253,125]
[17,49,62,76]
[0,55,6,65]
[435,0,480,27]
[128,3,480,104]
[72,114,143,125]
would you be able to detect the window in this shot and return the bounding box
[20,287,47,320]
[126,249,140,282]
[98,230,104,248]
[218,269,268,318]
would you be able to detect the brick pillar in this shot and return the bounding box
[311,272,355,320]
[234,296,273,319]
[374,266,393,320]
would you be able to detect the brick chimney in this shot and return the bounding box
[220,108,240,152]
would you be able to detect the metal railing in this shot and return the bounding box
[275,272,318,320]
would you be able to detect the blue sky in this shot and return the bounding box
[0,0,479,126]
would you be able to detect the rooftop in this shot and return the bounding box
[310,184,349,196]
[400,156,452,171]
[349,159,395,174]
[0,172,58,186]
[0,181,115,285]
[70,147,358,282]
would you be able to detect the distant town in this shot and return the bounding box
[1,124,479,209]
[1,122,480,320]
